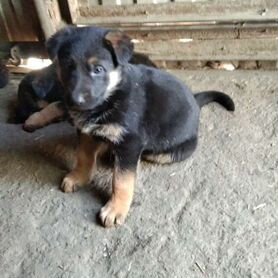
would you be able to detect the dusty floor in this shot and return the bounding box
[0,70,277,278]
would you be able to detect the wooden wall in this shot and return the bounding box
[0,0,66,42]
[0,0,277,69]
[0,0,43,41]
[67,0,278,67]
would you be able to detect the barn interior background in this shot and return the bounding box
[0,1,278,278]
[0,0,277,71]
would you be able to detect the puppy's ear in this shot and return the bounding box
[46,26,75,60]
[104,30,134,65]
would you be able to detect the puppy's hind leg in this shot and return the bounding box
[143,137,198,164]
[23,101,65,132]
[61,134,108,193]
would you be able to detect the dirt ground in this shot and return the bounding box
[0,70,277,278]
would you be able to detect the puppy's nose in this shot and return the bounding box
[67,94,85,107]
[75,96,85,105]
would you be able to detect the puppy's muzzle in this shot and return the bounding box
[66,92,87,108]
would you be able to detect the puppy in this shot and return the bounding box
[14,62,66,131]
[15,53,156,132]
[47,26,235,227]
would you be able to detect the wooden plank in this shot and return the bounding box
[75,0,278,27]
[0,0,42,41]
[173,0,195,2]
[78,0,89,6]
[101,0,135,6]
[102,0,118,6]
[33,0,63,39]
[58,0,76,23]
[133,38,278,61]
[6,65,31,74]
[136,0,154,4]
[155,0,171,3]
[88,0,99,5]
[127,28,278,41]
[120,0,134,5]
[66,0,80,23]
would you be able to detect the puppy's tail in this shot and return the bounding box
[194,91,235,111]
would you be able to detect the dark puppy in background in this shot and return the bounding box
[0,61,9,89]
[15,62,66,131]
[15,52,156,132]
[47,26,235,227]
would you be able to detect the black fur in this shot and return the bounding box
[15,63,65,123]
[130,52,157,68]
[47,26,235,171]
[0,61,9,89]
[15,51,155,126]
[194,91,235,110]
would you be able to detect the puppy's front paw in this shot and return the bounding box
[61,175,78,193]
[99,200,129,228]
[23,123,39,132]
[23,113,42,132]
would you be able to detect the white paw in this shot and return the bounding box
[99,200,129,228]
[60,175,77,193]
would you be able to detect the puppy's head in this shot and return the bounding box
[46,26,134,111]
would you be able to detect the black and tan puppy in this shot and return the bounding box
[47,26,235,227]
[15,52,155,131]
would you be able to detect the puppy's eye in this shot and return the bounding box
[93,65,105,74]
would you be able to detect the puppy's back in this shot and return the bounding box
[126,64,200,146]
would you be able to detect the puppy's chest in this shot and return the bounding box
[69,110,126,144]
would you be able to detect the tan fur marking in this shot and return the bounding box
[143,153,173,164]
[105,31,124,49]
[37,100,49,109]
[82,123,126,143]
[100,169,135,227]
[24,101,64,130]
[61,134,108,193]
[88,56,98,65]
